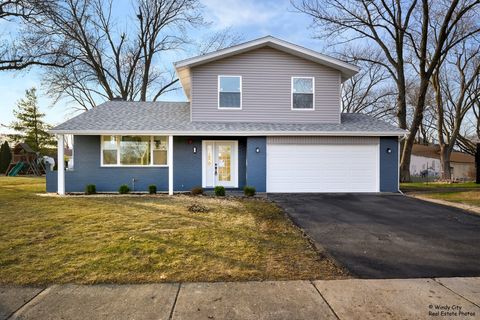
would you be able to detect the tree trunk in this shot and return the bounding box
[400,79,430,182]
[476,143,480,184]
[396,71,408,130]
[439,145,452,180]
[399,140,412,182]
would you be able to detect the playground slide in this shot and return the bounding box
[8,162,24,176]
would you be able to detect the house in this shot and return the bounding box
[410,144,475,181]
[47,36,405,194]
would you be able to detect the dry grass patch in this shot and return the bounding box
[0,177,347,285]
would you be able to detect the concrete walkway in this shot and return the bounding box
[1,278,479,320]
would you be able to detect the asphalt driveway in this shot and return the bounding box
[269,194,480,279]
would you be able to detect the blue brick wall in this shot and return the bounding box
[47,135,250,193]
[380,136,399,192]
[246,137,266,192]
[47,135,398,193]
[173,136,202,191]
[172,136,247,191]
[47,135,168,192]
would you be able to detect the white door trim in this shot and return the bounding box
[202,140,239,188]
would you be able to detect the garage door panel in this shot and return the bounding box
[267,141,379,193]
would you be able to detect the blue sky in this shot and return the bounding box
[0,0,324,133]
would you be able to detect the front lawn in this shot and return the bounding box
[0,177,346,285]
[415,191,480,208]
[401,181,480,192]
[402,181,480,210]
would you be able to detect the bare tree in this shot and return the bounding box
[431,41,480,179]
[293,0,480,181]
[24,0,203,109]
[0,0,67,70]
[405,84,436,145]
[402,0,480,180]
[341,53,396,120]
[196,27,243,55]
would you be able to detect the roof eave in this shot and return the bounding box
[174,36,358,73]
[49,129,407,137]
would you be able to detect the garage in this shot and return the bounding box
[266,137,380,193]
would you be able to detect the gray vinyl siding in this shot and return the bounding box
[191,47,341,123]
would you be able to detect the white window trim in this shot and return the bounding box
[100,135,169,167]
[291,76,315,110]
[218,75,242,110]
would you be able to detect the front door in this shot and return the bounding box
[203,141,238,188]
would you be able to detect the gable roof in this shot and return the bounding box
[174,36,359,100]
[412,144,474,164]
[50,101,405,136]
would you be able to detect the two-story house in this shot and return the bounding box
[47,36,405,194]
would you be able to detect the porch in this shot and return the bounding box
[47,135,266,194]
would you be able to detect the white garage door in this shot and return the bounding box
[267,137,379,193]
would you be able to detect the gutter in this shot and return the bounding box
[49,130,408,136]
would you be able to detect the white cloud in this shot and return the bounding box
[201,0,284,29]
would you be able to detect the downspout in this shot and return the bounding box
[398,135,407,194]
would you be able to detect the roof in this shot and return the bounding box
[412,144,474,164]
[174,36,359,100]
[14,143,35,153]
[50,101,406,136]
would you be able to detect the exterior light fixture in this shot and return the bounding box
[193,147,197,154]
[255,147,260,153]
[386,148,392,154]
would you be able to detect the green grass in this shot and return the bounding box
[402,181,480,209]
[401,181,480,191]
[418,191,480,208]
[0,177,346,285]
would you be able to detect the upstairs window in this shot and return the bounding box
[218,76,242,109]
[292,77,314,110]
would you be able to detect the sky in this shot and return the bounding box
[0,0,324,134]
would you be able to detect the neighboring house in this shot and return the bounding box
[47,36,405,194]
[410,144,475,181]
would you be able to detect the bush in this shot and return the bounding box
[191,186,204,195]
[214,186,225,196]
[85,184,96,195]
[148,185,157,194]
[0,141,12,174]
[243,186,256,197]
[118,184,130,194]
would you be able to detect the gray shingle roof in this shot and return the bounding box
[51,101,405,136]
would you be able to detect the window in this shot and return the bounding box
[218,76,241,109]
[101,136,169,166]
[152,136,168,165]
[292,77,314,110]
[120,136,150,165]
[102,136,118,165]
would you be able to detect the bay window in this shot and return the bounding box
[101,135,169,166]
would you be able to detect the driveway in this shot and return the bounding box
[269,194,480,279]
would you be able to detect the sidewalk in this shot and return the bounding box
[1,277,479,320]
